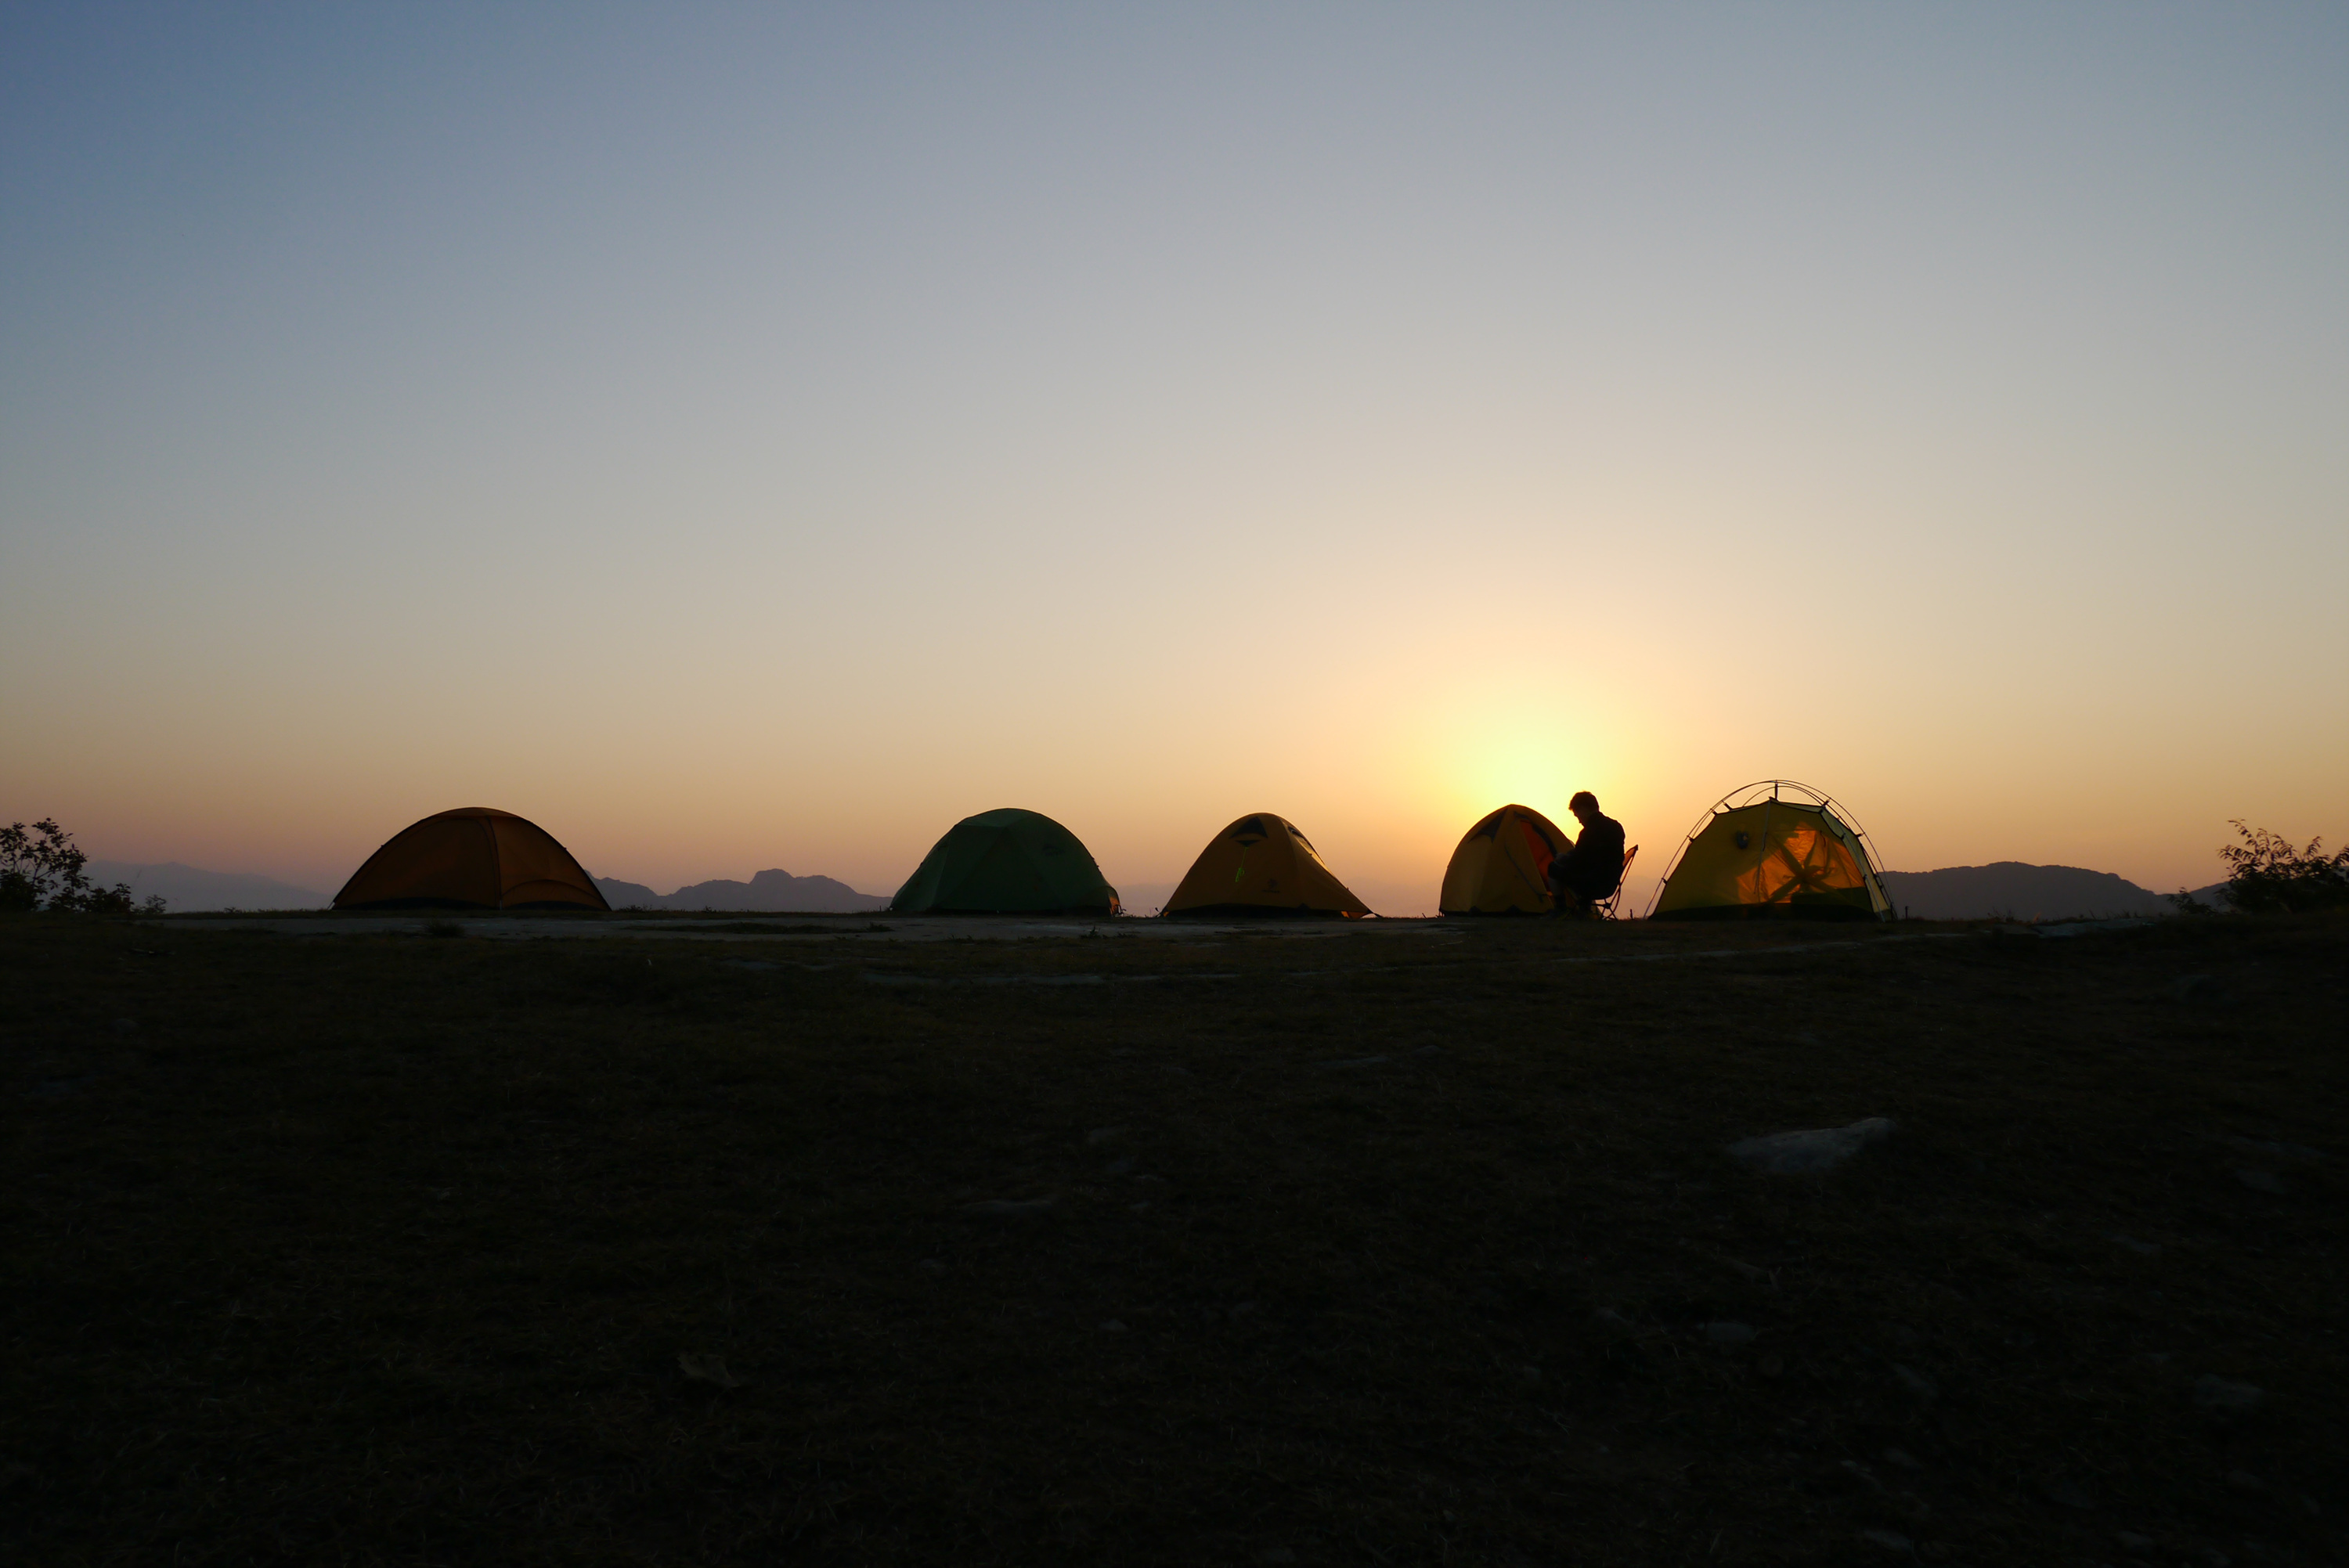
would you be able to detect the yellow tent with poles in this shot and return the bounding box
[1164,813,1371,917]
[334,808,610,911]
[1647,780,1891,921]
[1439,803,1568,914]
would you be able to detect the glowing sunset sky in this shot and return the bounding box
[3,5,2344,914]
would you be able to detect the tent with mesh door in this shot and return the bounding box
[334,808,610,911]
[889,808,1120,914]
[1440,803,1569,914]
[1164,813,1371,917]
[1647,780,1891,921]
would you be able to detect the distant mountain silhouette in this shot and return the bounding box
[592,878,664,909]
[592,868,889,913]
[84,860,329,913]
[1878,862,2227,921]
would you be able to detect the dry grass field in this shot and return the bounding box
[3,911,2344,1565]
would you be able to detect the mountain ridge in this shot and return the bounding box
[83,861,330,912]
[1877,860,2227,921]
[593,868,891,913]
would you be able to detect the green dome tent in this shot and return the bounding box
[890,809,1120,915]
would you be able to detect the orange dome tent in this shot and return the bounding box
[334,808,611,911]
[1440,803,1569,914]
[1163,813,1371,917]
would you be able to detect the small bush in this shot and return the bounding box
[2215,820,2349,914]
[0,818,164,915]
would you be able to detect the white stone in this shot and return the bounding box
[1727,1118,1896,1174]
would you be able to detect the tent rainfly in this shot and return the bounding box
[334,808,611,911]
[1647,780,1891,921]
[1164,813,1371,917]
[1440,803,1569,915]
[889,808,1120,915]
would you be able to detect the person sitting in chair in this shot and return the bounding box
[1548,791,1627,917]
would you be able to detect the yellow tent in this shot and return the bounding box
[334,808,610,911]
[1648,781,1890,921]
[1440,804,1568,914]
[1164,813,1371,917]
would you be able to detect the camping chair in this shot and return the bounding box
[1590,845,1640,921]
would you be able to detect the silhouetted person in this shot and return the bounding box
[1548,791,1626,917]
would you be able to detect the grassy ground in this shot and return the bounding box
[2,911,2344,1565]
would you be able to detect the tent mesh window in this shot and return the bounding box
[1644,780,1892,922]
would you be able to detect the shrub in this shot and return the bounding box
[2215,820,2349,914]
[0,818,164,914]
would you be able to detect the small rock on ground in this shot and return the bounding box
[2223,1135,2325,1163]
[1728,1117,1896,1174]
[2169,973,2235,1005]
[1893,1364,1939,1399]
[2042,1477,2094,1509]
[677,1352,742,1388]
[962,1197,1057,1220]
[2192,1375,2264,1413]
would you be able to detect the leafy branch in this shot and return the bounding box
[2210,820,2349,914]
[0,818,164,914]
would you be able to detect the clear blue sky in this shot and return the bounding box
[4,4,2344,909]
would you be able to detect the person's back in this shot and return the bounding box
[1551,791,1626,910]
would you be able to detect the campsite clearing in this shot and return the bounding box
[4,911,2343,1564]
